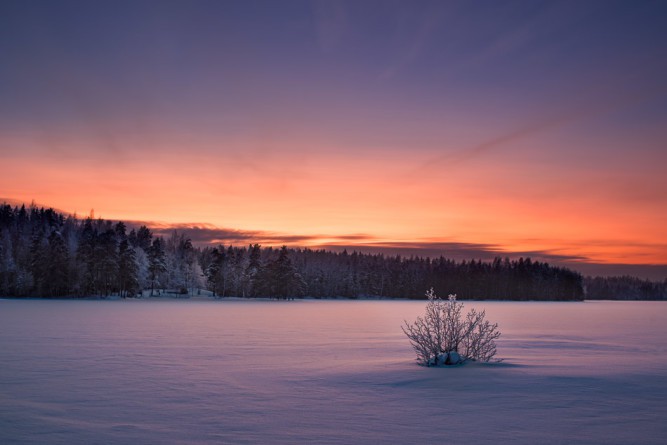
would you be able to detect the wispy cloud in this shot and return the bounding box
[312,0,348,52]
[125,220,373,247]
[132,221,591,265]
[411,72,667,174]
[381,3,445,80]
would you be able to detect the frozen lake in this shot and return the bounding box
[1,299,666,444]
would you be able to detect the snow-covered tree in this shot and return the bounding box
[402,289,501,366]
[241,244,262,297]
[147,238,167,296]
[134,245,150,292]
[118,239,139,298]
[262,246,306,299]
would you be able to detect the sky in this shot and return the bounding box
[1,0,666,279]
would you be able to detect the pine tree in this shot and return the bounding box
[0,228,15,295]
[147,238,167,296]
[178,236,196,295]
[29,229,48,295]
[118,239,139,298]
[43,230,69,297]
[135,225,153,251]
[266,246,306,299]
[97,228,119,296]
[77,219,97,295]
[242,244,262,297]
[205,247,226,297]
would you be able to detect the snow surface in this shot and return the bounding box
[1,299,666,444]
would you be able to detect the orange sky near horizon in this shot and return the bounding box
[3,129,666,266]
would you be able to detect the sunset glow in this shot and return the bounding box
[2,1,666,278]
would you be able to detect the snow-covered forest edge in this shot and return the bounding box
[1,204,665,300]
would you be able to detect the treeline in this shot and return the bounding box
[584,276,667,300]
[0,204,586,300]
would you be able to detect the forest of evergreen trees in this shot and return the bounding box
[584,275,667,300]
[3,203,659,301]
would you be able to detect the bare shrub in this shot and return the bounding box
[402,289,501,366]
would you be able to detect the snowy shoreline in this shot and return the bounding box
[0,294,605,302]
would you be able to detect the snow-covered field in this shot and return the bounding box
[1,299,666,444]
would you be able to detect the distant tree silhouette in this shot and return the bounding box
[46,230,70,297]
[242,244,262,297]
[204,247,227,297]
[585,275,667,300]
[262,246,306,299]
[118,239,139,298]
[147,238,166,296]
[135,225,153,251]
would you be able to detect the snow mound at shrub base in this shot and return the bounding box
[427,351,463,366]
